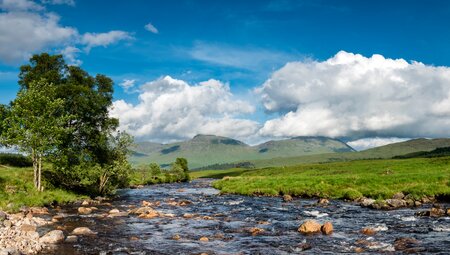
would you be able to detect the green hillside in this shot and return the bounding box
[129,134,354,168]
[242,138,450,168]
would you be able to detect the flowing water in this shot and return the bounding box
[39,179,450,254]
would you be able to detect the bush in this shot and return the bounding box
[0,153,32,167]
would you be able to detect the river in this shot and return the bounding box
[39,179,450,254]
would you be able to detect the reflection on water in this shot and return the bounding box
[40,179,450,254]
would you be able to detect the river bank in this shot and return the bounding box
[1,179,448,254]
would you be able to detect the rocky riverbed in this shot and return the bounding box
[1,179,450,254]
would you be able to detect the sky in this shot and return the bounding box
[1,0,450,150]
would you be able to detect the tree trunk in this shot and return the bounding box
[32,148,38,189]
[38,155,42,191]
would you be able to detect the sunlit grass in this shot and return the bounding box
[206,157,450,200]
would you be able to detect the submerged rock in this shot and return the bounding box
[248,227,265,236]
[298,220,321,234]
[317,198,329,205]
[199,236,209,242]
[361,228,376,235]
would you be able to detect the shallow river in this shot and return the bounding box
[39,179,450,254]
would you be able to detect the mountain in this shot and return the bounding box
[129,134,354,168]
[232,138,450,168]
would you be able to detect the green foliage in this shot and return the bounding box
[149,163,161,176]
[3,79,70,191]
[129,158,191,186]
[0,153,32,167]
[209,157,450,200]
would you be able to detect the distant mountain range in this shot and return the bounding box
[130,134,354,168]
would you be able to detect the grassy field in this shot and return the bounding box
[205,157,450,200]
[0,165,86,212]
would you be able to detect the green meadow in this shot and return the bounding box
[196,157,450,200]
[0,165,85,212]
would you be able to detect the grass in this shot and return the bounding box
[207,157,450,200]
[0,165,86,212]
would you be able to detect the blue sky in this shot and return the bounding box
[1,0,450,148]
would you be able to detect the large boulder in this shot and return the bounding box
[298,220,321,234]
[40,230,65,244]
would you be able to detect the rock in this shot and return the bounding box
[361,228,376,235]
[421,196,431,203]
[392,192,405,199]
[199,236,209,242]
[183,213,196,219]
[405,199,414,207]
[394,237,420,251]
[0,248,20,255]
[65,235,78,243]
[414,201,422,207]
[298,220,321,234]
[108,211,129,217]
[30,207,49,215]
[138,211,159,219]
[142,200,151,207]
[317,198,329,205]
[298,242,312,251]
[172,234,181,240]
[360,198,375,207]
[321,222,333,235]
[283,194,293,202]
[81,200,90,206]
[0,211,6,221]
[71,227,96,235]
[202,216,214,220]
[257,220,270,225]
[248,227,265,236]
[354,247,365,253]
[430,207,445,217]
[371,200,389,210]
[130,206,154,215]
[3,220,12,228]
[179,200,192,206]
[446,208,450,215]
[40,230,65,244]
[386,199,406,208]
[20,224,36,232]
[77,207,93,215]
[109,209,120,214]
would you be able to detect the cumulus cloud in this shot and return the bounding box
[110,76,258,142]
[0,11,77,63]
[257,51,450,140]
[347,137,409,151]
[144,23,158,34]
[0,2,132,64]
[81,31,133,52]
[119,79,137,93]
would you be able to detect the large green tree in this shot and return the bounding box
[3,79,70,191]
[17,53,130,195]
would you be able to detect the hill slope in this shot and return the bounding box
[130,135,354,168]
[240,138,450,168]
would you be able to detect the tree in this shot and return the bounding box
[3,79,70,191]
[174,157,190,182]
[149,163,161,176]
[0,104,9,146]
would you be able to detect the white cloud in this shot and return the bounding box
[348,137,409,151]
[60,46,81,65]
[119,79,136,93]
[257,51,450,139]
[0,11,77,64]
[144,23,158,34]
[0,3,132,64]
[41,0,75,6]
[81,31,133,52]
[110,76,258,142]
[0,0,44,11]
